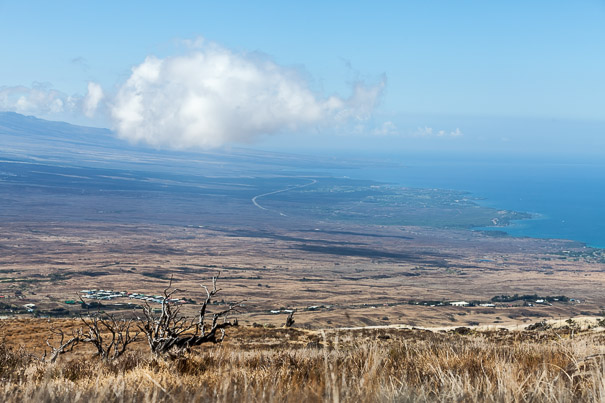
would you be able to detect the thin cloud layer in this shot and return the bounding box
[0,83,76,115]
[111,42,385,149]
[83,82,104,118]
[373,121,398,136]
[0,81,103,119]
[414,126,463,137]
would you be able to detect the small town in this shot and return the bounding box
[80,289,188,305]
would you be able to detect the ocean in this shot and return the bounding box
[331,152,605,248]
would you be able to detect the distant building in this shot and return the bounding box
[450,301,469,307]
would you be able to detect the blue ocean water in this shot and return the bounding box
[331,153,605,248]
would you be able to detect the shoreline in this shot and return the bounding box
[330,167,605,250]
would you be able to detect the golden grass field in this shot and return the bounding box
[2,318,605,402]
[2,220,605,401]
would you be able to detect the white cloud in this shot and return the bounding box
[413,126,463,138]
[0,83,78,116]
[83,82,104,118]
[1,41,385,146]
[415,126,433,137]
[373,121,398,136]
[110,41,385,149]
[0,82,105,121]
[450,128,463,137]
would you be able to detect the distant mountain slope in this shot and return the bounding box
[0,113,331,225]
[0,112,346,175]
[0,112,112,142]
[0,112,143,169]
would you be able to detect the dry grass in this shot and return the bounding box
[2,323,605,402]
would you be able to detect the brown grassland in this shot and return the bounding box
[2,318,605,402]
[2,219,605,401]
[1,221,605,329]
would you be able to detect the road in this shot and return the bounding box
[251,179,317,215]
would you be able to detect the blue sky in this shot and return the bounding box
[1,1,604,154]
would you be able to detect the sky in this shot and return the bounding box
[1,1,604,155]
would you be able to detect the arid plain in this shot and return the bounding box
[2,218,604,329]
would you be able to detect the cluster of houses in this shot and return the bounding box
[270,308,295,314]
[269,305,334,314]
[80,289,187,305]
[449,299,554,307]
[450,301,496,307]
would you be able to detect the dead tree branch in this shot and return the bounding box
[79,314,140,360]
[46,327,82,363]
[138,274,241,356]
[45,298,140,362]
[285,310,296,328]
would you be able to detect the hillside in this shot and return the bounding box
[1,318,605,402]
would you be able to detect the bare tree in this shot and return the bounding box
[44,275,238,360]
[138,274,240,356]
[45,311,139,362]
[79,314,140,360]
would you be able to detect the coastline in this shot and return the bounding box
[320,154,605,249]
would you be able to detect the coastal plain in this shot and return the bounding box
[1,113,605,330]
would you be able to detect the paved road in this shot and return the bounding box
[251,179,317,215]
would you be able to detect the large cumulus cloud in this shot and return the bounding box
[110,42,385,149]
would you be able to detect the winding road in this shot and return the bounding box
[251,178,317,216]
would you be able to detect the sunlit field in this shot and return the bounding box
[2,319,605,402]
